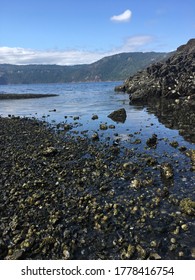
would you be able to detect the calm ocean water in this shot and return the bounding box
[0,81,194,150]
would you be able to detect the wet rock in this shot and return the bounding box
[130,179,141,189]
[121,244,135,259]
[114,85,126,92]
[108,108,127,123]
[170,141,179,148]
[149,252,161,260]
[181,224,189,231]
[191,248,195,258]
[180,198,195,215]
[92,115,99,120]
[99,124,108,130]
[91,132,99,141]
[146,134,158,148]
[64,124,72,130]
[62,245,70,259]
[0,239,8,259]
[42,146,58,157]
[6,249,25,260]
[160,162,174,179]
[136,244,147,259]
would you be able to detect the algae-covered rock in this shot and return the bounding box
[180,198,195,215]
[100,124,108,130]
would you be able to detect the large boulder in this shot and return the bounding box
[108,108,127,123]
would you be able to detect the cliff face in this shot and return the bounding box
[116,39,195,104]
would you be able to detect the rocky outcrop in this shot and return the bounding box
[115,39,195,103]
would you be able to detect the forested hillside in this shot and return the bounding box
[0,52,167,85]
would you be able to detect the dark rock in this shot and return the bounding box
[146,134,158,147]
[108,108,127,123]
[0,93,58,100]
[0,239,8,259]
[114,85,126,92]
[91,115,99,120]
[42,146,58,157]
[91,132,99,141]
[116,39,195,103]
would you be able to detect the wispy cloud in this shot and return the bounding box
[117,36,153,52]
[0,36,154,65]
[110,10,132,22]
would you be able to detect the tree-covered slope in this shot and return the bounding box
[0,52,167,85]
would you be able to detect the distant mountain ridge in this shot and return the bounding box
[0,52,167,85]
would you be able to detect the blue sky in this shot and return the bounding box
[0,0,194,65]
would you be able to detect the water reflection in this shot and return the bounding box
[145,98,195,143]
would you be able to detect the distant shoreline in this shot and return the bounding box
[0,93,59,100]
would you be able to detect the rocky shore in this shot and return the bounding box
[115,39,195,105]
[0,116,195,260]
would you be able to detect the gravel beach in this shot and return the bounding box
[0,116,195,260]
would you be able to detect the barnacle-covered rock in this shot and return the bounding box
[160,162,174,179]
[99,124,108,130]
[180,198,195,215]
[42,146,58,157]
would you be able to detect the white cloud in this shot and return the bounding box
[0,47,105,65]
[110,9,132,22]
[0,36,154,65]
[117,36,153,52]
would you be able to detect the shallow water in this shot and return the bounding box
[1,82,194,173]
[0,82,194,145]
